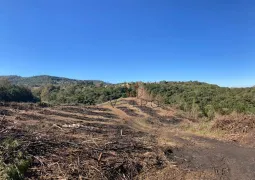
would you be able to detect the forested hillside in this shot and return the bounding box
[33,83,137,105]
[0,76,136,105]
[144,81,255,117]
[1,75,255,117]
[0,75,106,87]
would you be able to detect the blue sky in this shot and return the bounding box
[0,0,254,87]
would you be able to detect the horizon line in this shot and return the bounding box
[1,74,254,88]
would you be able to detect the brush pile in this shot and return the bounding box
[0,103,167,179]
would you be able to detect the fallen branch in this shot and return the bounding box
[47,124,63,132]
[1,115,6,121]
[98,152,103,162]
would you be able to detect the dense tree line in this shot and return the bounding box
[2,75,254,119]
[0,75,106,87]
[0,77,136,105]
[144,81,255,117]
[0,79,37,102]
[33,83,137,105]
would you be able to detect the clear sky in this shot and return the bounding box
[0,0,254,87]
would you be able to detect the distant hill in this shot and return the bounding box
[0,75,107,87]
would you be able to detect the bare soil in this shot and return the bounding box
[116,106,142,117]
[0,99,255,180]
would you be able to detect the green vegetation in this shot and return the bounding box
[0,138,31,180]
[0,75,106,87]
[144,81,255,117]
[33,83,137,105]
[1,75,255,117]
[0,76,136,105]
[0,79,37,102]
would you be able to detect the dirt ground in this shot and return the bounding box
[0,99,255,180]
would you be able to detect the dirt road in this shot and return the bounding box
[122,99,255,180]
[158,130,255,180]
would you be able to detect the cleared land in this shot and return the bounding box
[0,98,255,179]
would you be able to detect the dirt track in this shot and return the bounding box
[1,99,255,179]
[174,135,255,180]
[153,129,255,180]
[122,99,255,180]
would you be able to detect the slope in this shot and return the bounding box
[0,98,255,179]
[0,75,106,87]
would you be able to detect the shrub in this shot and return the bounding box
[0,138,32,180]
[204,105,215,120]
[0,79,37,102]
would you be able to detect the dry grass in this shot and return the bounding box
[0,102,170,180]
[212,112,255,133]
[180,120,226,138]
[1,100,255,179]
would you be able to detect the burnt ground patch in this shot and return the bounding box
[59,105,111,112]
[0,108,14,116]
[17,113,46,121]
[85,106,111,112]
[38,109,113,123]
[135,105,159,117]
[117,106,142,117]
[135,105,183,125]
[58,107,118,119]
[0,105,166,180]
[159,116,183,125]
[126,100,139,106]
